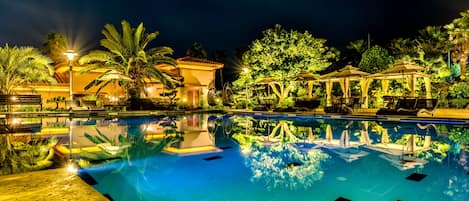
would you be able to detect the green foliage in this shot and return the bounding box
[0,44,56,94]
[0,135,57,175]
[243,24,338,83]
[445,10,469,79]
[358,45,393,73]
[276,97,294,109]
[346,39,367,66]
[449,127,469,145]
[448,81,469,98]
[238,24,338,106]
[42,32,69,66]
[79,20,180,98]
[389,38,417,59]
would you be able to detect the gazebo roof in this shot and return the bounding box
[368,60,427,79]
[294,72,318,81]
[319,65,370,81]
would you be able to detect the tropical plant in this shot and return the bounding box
[388,38,417,59]
[0,135,57,175]
[46,96,66,110]
[185,42,207,59]
[42,32,69,67]
[358,45,393,73]
[445,10,469,80]
[0,45,56,94]
[239,24,338,105]
[346,39,368,66]
[79,20,180,98]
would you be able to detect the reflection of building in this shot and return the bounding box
[13,56,223,109]
[163,130,222,156]
[145,115,222,155]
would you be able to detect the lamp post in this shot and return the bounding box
[64,50,77,104]
[242,67,249,110]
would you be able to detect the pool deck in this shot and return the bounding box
[0,168,108,201]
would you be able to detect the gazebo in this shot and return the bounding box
[294,72,318,99]
[318,65,370,107]
[368,60,431,98]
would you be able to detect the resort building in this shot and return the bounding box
[13,56,223,110]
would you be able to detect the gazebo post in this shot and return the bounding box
[408,74,416,97]
[325,81,332,106]
[307,81,313,99]
[360,78,372,108]
[424,76,432,99]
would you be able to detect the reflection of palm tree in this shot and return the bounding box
[0,134,56,175]
[81,118,183,167]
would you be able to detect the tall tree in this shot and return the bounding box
[358,45,393,73]
[0,45,55,94]
[212,49,227,89]
[41,32,70,83]
[445,10,469,80]
[240,24,338,103]
[42,33,68,66]
[415,26,449,75]
[185,42,207,59]
[346,39,368,66]
[79,20,179,98]
[388,38,417,60]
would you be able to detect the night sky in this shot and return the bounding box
[1,0,469,57]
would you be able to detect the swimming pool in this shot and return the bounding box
[72,114,468,201]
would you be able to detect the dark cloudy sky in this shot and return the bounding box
[1,0,469,57]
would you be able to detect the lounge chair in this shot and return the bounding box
[324,97,356,114]
[294,98,321,111]
[377,98,438,116]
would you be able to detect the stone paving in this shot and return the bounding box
[0,168,108,201]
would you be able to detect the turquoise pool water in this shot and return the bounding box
[74,114,468,201]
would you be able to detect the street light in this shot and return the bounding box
[242,67,249,110]
[64,50,77,104]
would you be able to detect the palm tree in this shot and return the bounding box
[79,20,179,98]
[445,10,469,80]
[185,42,207,59]
[0,44,55,95]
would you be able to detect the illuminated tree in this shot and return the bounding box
[79,20,180,98]
[0,45,55,94]
[246,143,329,191]
[445,10,469,80]
[358,45,393,73]
[240,24,338,104]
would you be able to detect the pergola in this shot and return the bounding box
[368,60,431,98]
[318,65,370,107]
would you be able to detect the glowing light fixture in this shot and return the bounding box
[64,50,77,103]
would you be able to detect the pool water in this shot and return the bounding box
[74,114,468,201]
